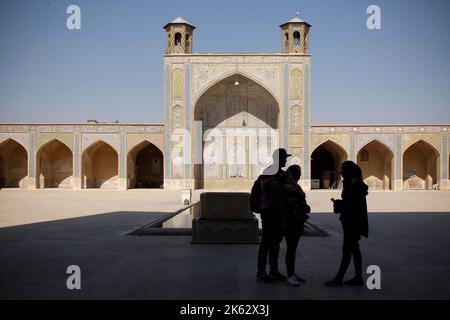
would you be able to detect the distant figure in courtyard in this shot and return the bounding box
[251,148,290,282]
[325,161,369,287]
[281,165,310,286]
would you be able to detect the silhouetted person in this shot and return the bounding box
[254,148,291,282]
[281,165,310,286]
[325,161,369,287]
[325,161,368,287]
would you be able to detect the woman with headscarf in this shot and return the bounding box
[281,165,311,286]
[325,161,369,287]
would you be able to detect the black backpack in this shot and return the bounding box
[250,176,263,213]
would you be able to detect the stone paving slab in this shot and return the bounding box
[1,190,450,299]
[1,210,450,299]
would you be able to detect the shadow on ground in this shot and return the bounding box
[1,211,450,299]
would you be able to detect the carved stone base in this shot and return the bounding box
[394,179,403,191]
[192,217,259,244]
[439,179,449,191]
[25,177,37,189]
[72,177,82,190]
[117,178,127,190]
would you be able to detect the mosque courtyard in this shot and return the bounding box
[0,189,449,300]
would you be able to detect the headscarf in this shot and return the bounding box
[341,161,366,198]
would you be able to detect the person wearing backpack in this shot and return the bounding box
[252,148,291,282]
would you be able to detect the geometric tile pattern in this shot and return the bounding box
[185,64,191,179]
[119,134,126,179]
[28,133,36,178]
[442,134,448,179]
[283,64,289,150]
[356,134,395,155]
[73,133,81,178]
[164,64,171,179]
[302,63,311,179]
[350,134,356,161]
[0,133,29,149]
[395,134,402,180]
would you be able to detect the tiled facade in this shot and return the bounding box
[0,16,448,191]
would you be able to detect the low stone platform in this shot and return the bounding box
[192,192,259,243]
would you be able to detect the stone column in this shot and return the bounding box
[26,132,37,189]
[393,134,403,191]
[72,132,82,190]
[118,133,127,190]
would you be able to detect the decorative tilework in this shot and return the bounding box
[185,64,191,178]
[283,64,289,150]
[302,63,311,179]
[164,64,171,179]
[73,133,81,178]
[441,134,448,179]
[350,134,356,161]
[356,134,395,155]
[0,133,29,149]
[28,133,36,178]
[81,134,119,152]
[395,135,402,180]
[119,134,126,178]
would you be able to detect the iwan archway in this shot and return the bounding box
[403,140,439,190]
[357,140,394,190]
[127,141,164,188]
[311,140,347,189]
[81,141,118,189]
[36,139,73,188]
[193,74,279,190]
[0,139,28,188]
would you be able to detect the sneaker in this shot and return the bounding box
[287,275,301,286]
[344,276,364,286]
[256,271,273,283]
[324,277,343,287]
[269,270,287,281]
[294,274,306,282]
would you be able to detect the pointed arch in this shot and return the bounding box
[127,140,164,188]
[357,140,394,190]
[36,139,73,188]
[356,138,394,155]
[192,70,281,109]
[0,138,28,188]
[81,140,118,189]
[403,139,440,190]
[193,73,280,189]
[311,140,348,189]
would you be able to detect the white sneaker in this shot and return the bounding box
[287,275,301,286]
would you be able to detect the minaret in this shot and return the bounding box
[163,16,195,54]
[280,12,311,54]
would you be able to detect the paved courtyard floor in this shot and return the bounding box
[0,190,449,299]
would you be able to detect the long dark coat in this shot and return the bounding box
[339,178,369,238]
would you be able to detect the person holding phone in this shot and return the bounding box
[325,161,369,287]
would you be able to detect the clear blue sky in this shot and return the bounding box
[1,0,449,124]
